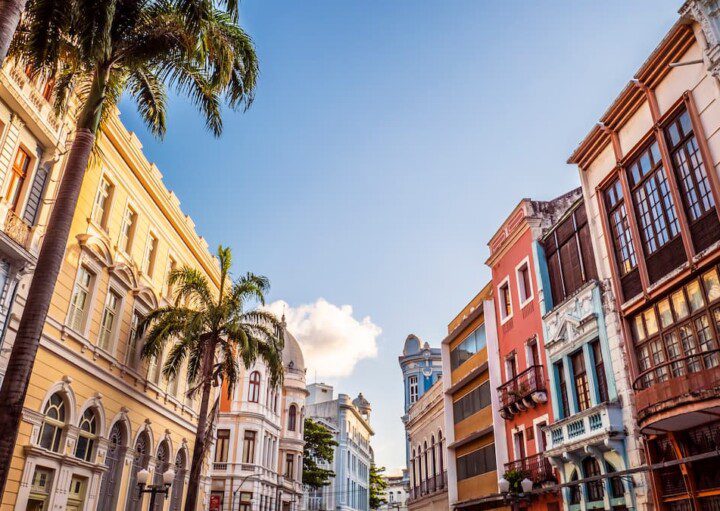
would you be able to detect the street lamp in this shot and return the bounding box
[231,473,260,511]
[137,467,175,509]
[498,476,533,511]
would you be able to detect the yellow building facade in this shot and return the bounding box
[0,69,221,510]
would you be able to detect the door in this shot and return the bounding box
[67,476,87,511]
[513,430,526,462]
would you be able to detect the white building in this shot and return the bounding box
[209,321,308,511]
[378,472,408,511]
[305,384,374,511]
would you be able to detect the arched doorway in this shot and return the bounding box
[170,449,187,511]
[126,431,151,511]
[98,421,127,511]
[153,440,170,511]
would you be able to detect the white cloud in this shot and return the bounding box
[265,299,381,379]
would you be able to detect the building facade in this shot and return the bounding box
[441,284,505,511]
[568,5,720,509]
[486,192,581,511]
[209,323,307,511]
[305,384,374,511]
[379,472,408,511]
[538,197,646,511]
[0,60,72,382]
[405,378,447,511]
[0,109,220,511]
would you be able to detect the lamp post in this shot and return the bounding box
[137,467,175,510]
[498,476,533,511]
[231,474,260,511]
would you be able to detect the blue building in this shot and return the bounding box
[398,334,442,486]
[536,197,644,511]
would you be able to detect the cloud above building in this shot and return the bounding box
[265,299,381,379]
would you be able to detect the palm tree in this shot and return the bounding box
[142,246,284,511]
[0,0,258,499]
[0,0,29,66]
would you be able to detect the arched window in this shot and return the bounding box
[288,405,297,431]
[430,435,437,479]
[568,470,581,505]
[273,390,279,413]
[583,457,603,502]
[74,408,98,461]
[126,431,150,511]
[423,441,428,484]
[606,461,624,498]
[39,393,65,452]
[170,450,187,511]
[98,421,127,511]
[411,449,417,488]
[438,430,444,475]
[248,371,261,403]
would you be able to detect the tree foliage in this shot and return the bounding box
[303,418,338,489]
[369,464,388,510]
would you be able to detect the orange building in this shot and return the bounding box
[441,283,506,511]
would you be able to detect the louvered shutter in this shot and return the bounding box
[23,164,48,225]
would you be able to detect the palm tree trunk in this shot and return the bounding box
[184,346,215,511]
[0,0,27,65]
[0,66,108,496]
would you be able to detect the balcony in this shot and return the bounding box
[544,401,624,456]
[408,471,447,502]
[503,454,555,486]
[497,365,547,419]
[4,209,31,248]
[633,350,720,431]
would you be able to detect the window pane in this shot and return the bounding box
[672,291,689,320]
[704,269,720,303]
[633,315,646,342]
[687,280,705,313]
[658,299,673,328]
[644,309,659,337]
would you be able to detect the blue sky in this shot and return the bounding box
[119,0,681,472]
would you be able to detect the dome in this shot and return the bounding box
[282,320,305,372]
[403,334,421,356]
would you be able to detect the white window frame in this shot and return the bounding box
[532,414,550,454]
[408,375,419,404]
[126,305,147,370]
[117,200,138,255]
[515,256,534,308]
[510,424,526,461]
[90,173,114,229]
[97,286,122,353]
[142,231,158,278]
[497,276,513,325]
[66,259,101,336]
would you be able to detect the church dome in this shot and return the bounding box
[282,322,305,372]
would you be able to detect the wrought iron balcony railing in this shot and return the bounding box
[497,365,547,419]
[503,453,555,486]
[408,471,447,502]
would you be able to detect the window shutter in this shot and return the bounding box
[23,163,49,225]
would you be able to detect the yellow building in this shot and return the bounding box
[0,97,221,510]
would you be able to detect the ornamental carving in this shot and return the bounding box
[544,284,599,354]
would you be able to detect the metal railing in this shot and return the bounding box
[503,453,555,485]
[497,365,545,414]
[408,471,447,501]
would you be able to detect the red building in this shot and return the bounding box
[486,191,581,510]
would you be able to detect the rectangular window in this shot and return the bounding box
[142,234,158,277]
[517,262,533,305]
[543,201,598,305]
[285,453,294,480]
[571,350,591,412]
[215,429,230,463]
[408,375,418,404]
[555,360,569,419]
[591,341,609,403]
[243,431,256,464]
[665,108,720,252]
[91,176,113,228]
[118,206,137,253]
[453,381,491,423]
[449,325,486,370]
[7,147,30,210]
[126,310,144,368]
[456,443,496,481]
[98,290,120,351]
[499,281,512,321]
[68,267,93,331]
[604,179,642,299]
[165,256,177,298]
